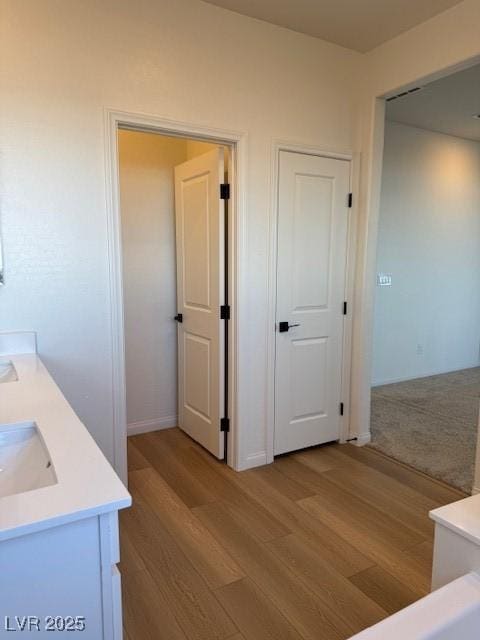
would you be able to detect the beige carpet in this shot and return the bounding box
[370,367,480,493]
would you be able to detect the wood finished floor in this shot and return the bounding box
[120,428,465,640]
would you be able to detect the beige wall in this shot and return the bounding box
[119,130,218,434]
[365,0,480,96]
[119,131,186,432]
[0,0,360,468]
[186,140,218,159]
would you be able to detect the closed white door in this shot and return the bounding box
[175,148,225,458]
[274,151,350,455]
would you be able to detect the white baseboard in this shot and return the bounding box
[372,362,480,387]
[127,415,178,436]
[236,451,268,471]
[352,433,371,446]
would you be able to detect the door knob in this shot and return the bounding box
[278,321,300,332]
[174,313,183,323]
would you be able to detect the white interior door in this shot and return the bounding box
[175,148,225,458]
[274,151,350,455]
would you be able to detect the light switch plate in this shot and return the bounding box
[377,273,392,286]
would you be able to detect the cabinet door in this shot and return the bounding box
[0,517,103,638]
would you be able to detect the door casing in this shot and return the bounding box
[105,109,247,484]
[266,141,360,464]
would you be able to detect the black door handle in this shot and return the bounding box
[278,321,300,332]
[174,313,183,323]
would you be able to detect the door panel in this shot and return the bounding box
[183,177,211,308]
[275,151,350,455]
[184,333,211,419]
[292,174,333,309]
[291,337,327,419]
[175,148,225,458]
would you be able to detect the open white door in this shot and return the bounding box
[274,151,350,455]
[175,148,226,459]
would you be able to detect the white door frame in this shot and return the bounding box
[104,109,247,484]
[266,140,360,463]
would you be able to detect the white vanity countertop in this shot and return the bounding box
[430,494,480,546]
[0,353,131,542]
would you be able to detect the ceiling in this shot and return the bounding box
[200,0,463,52]
[386,64,480,142]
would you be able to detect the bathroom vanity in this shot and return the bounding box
[0,332,131,638]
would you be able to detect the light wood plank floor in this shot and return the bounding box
[120,428,465,640]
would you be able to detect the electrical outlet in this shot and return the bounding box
[416,344,424,356]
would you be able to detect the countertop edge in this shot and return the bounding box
[0,496,132,543]
[430,494,480,547]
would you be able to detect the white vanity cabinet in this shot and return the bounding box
[430,495,480,590]
[0,334,131,639]
[0,512,123,638]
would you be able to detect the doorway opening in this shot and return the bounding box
[370,62,480,494]
[112,122,238,480]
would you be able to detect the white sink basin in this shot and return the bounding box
[0,360,18,383]
[0,422,57,498]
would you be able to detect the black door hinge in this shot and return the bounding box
[348,193,353,208]
[220,304,230,320]
[220,417,230,432]
[340,402,344,416]
[343,301,347,315]
[220,183,230,200]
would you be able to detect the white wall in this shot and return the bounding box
[0,0,360,469]
[119,131,185,433]
[372,122,480,386]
